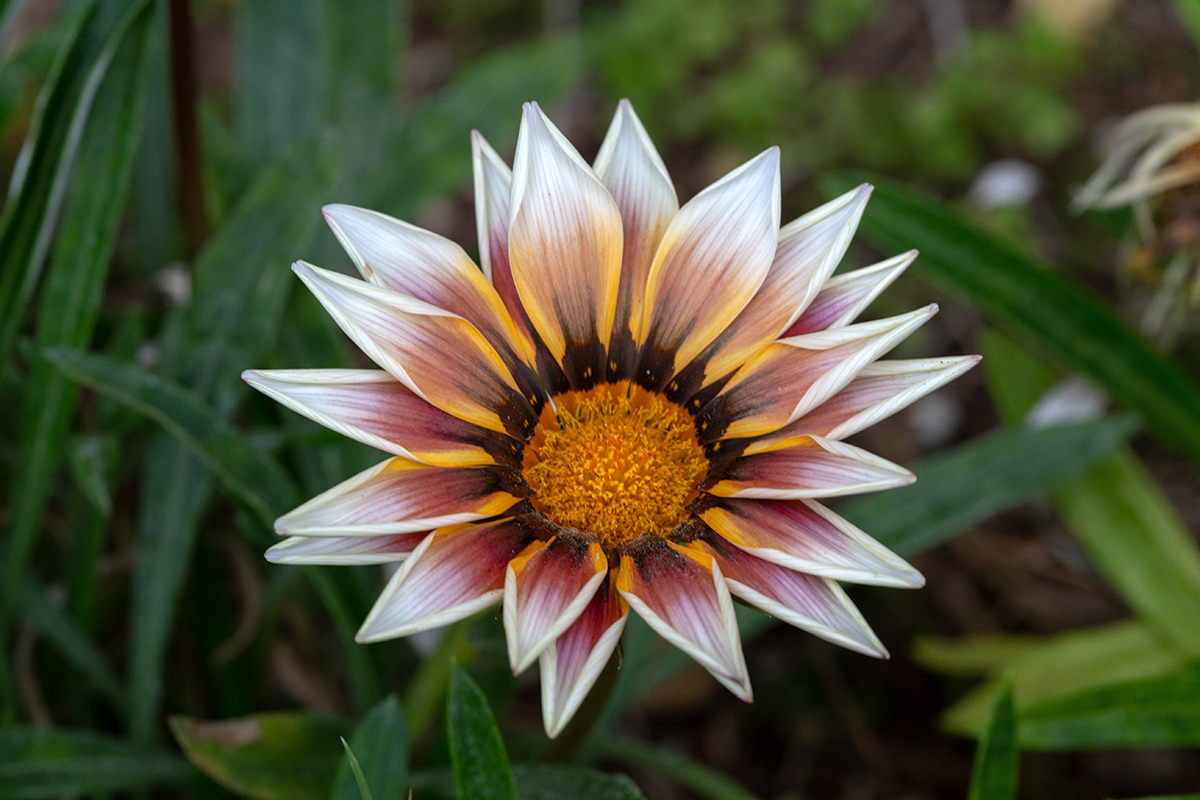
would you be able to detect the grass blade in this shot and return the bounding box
[340,739,374,800]
[332,696,407,800]
[929,621,1188,737]
[3,0,156,617]
[126,135,339,741]
[822,172,1200,466]
[18,577,124,708]
[1018,666,1200,749]
[1055,450,1200,658]
[968,686,1018,800]
[0,727,190,798]
[0,0,152,369]
[44,347,298,533]
[447,664,518,800]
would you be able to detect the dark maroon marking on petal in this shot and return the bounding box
[560,336,609,393]
[605,324,638,383]
[632,341,678,393]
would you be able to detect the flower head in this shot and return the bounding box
[244,100,978,738]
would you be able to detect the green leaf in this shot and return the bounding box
[332,696,407,800]
[0,0,153,369]
[170,713,348,800]
[446,664,518,800]
[18,578,123,708]
[127,134,339,741]
[598,739,761,800]
[1018,666,1200,749]
[936,621,1188,737]
[968,686,1018,800]
[912,634,1043,677]
[43,347,299,533]
[340,740,373,800]
[510,764,644,800]
[3,0,156,616]
[839,416,1138,556]
[0,726,190,799]
[1055,450,1200,659]
[822,172,1200,466]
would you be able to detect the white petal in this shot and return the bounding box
[356,520,533,643]
[502,536,608,674]
[616,539,752,701]
[635,148,781,385]
[509,102,623,384]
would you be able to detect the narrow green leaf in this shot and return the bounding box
[43,347,299,533]
[912,635,1043,678]
[1018,666,1200,749]
[170,713,348,800]
[598,740,761,800]
[18,578,123,708]
[840,417,1138,556]
[446,664,518,800]
[3,0,155,615]
[332,696,407,800]
[233,0,323,164]
[1055,450,1200,659]
[968,686,1018,800]
[938,621,1187,737]
[822,172,1200,465]
[340,739,374,800]
[127,134,339,740]
[0,726,190,799]
[510,764,644,800]
[0,0,153,368]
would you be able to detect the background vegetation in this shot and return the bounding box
[2,0,1200,798]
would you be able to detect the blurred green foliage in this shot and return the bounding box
[1,0,1200,798]
[594,0,1080,178]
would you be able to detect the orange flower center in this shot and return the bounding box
[523,381,708,547]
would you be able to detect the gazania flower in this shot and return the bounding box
[244,100,978,737]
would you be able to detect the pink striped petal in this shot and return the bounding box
[677,185,872,393]
[356,519,534,642]
[294,263,536,438]
[472,131,535,342]
[274,457,520,537]
[700,497,923,587]
[502,536,608,673]
[322,204,536,376]
[691,533,887,657]
[616,538,751,700]
[265,533,426,565]
[509,102,623,384]
[699,305,937,441]
[706,435,914,499]
[636,149,780,385]
[749,356,981,447]
[785,251,915,336]
[593,99,678,377]
[241,369,514,467]
[539,574,628,738]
